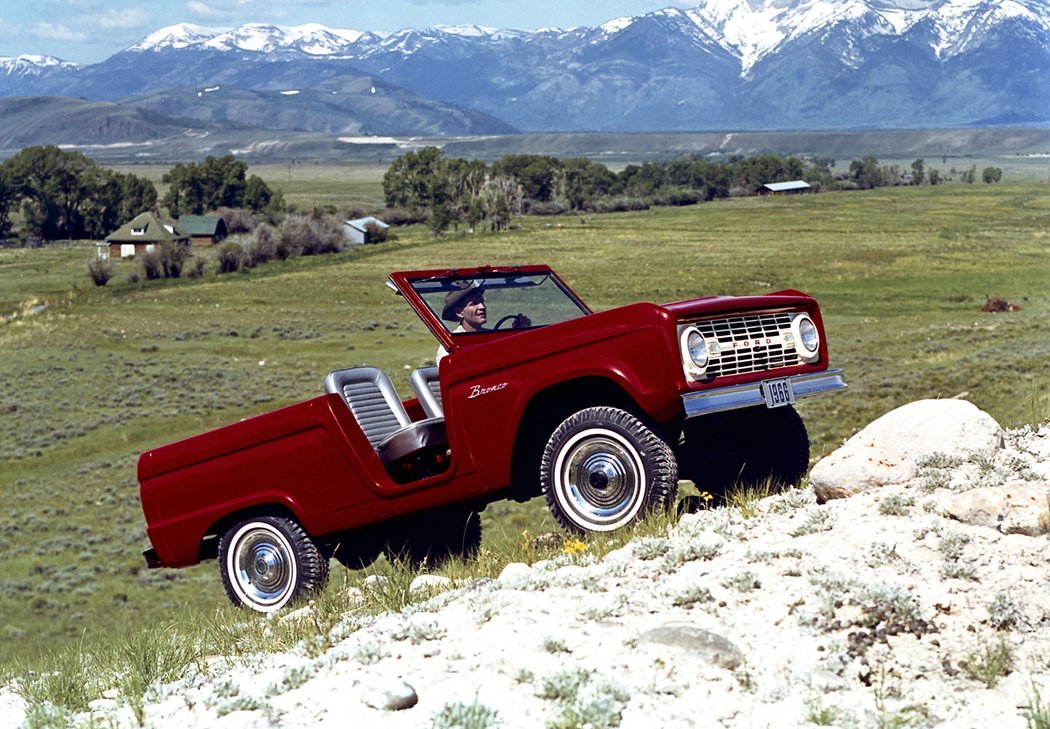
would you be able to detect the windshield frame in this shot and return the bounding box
[388,265,592,353]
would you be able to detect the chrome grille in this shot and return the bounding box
[695,312,802,378]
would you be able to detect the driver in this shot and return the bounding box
[436,285,529,361]
[445,286,489,334]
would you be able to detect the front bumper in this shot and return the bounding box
[681,369,847,418]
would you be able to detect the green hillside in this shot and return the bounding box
[1,180,1048,667]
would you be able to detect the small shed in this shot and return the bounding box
[760,181,812,196]
[344,216,389,245]
[178,215,228,246]
[105,212,190,259]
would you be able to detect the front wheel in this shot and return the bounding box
[218,515,329,612]
[541,406,678,534]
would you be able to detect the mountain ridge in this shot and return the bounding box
[0,0,1046,135]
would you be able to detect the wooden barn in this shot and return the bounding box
[178,215,228,246]
[105,212,190,259]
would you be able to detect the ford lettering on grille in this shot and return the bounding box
[695,312,802,377]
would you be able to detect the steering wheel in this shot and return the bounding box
[493,314,523,330]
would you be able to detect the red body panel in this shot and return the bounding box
[139,265,836,568]
[138,394,483,568]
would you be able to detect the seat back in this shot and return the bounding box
[410,366,443,418]
[324,367,411,449]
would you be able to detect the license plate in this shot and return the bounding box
[761,378,795,409]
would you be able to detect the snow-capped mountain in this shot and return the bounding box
[0,54,79,78]
[117,0,1048,71]
[1,0,1046,133]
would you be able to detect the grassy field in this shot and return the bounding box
[1,179,1048,670]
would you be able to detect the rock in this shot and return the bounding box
[940,482,1050,536]
[410,574,452,594]
[88,698,118,712]
[810,399,1002,501]
[497,562,534,586]
[279,604,315,624]
[359,677,418,711]
[639,623,744,670]
[602,546,635,566]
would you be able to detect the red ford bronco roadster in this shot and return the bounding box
[138,265,845,611]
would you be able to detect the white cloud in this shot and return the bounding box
[33,21,87,42]
[186,1,230,20]
[98,7,152,31]
[184,0,330,23]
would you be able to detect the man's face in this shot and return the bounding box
[457,292,487,331]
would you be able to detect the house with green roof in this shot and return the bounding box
[178,215,228,246]
[105,212,190,259]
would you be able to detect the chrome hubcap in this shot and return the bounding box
[232,527,294,607]
[556,428,645,531]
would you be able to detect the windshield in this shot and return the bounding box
[409,271,590,335]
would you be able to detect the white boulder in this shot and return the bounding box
[940,481,1050,536]
[809,399,1002,502]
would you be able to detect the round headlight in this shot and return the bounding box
[792,314,820,361]
[687,330,709,368]
[680,326,709,379]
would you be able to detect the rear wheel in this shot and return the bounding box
[676,405,809,494]
[218,515,329,612]
[540,406,678,534]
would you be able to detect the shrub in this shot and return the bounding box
[86,258,114,286]
[139,250,164,280]
[878,494,915,516]
[962,638,1014,688]
[280,213,346,255]
[672,585,714,607]
[789,509,835,537]
[587,197,650,213]
[723,571,761,592]
[988,593,1030,631]
[364,221,389,244]
[220,207,257,234]
[159,241,190,279]
[184,256,207,278]
[526,200,570,216]
[215,242,245,274]
[246,224,278,267]
[1026,684,1050,729]
[654,189,703,207]
[432,701,500,729]
[299,214,346,255]
[382,208,428,226]
[538,669,629,729]
[139,242,190,280]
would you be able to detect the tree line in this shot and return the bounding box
[382,149,1005,235]
[0,144,1007,246]
[0,146,282,244]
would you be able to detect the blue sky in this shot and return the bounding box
[0,0,690,63]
